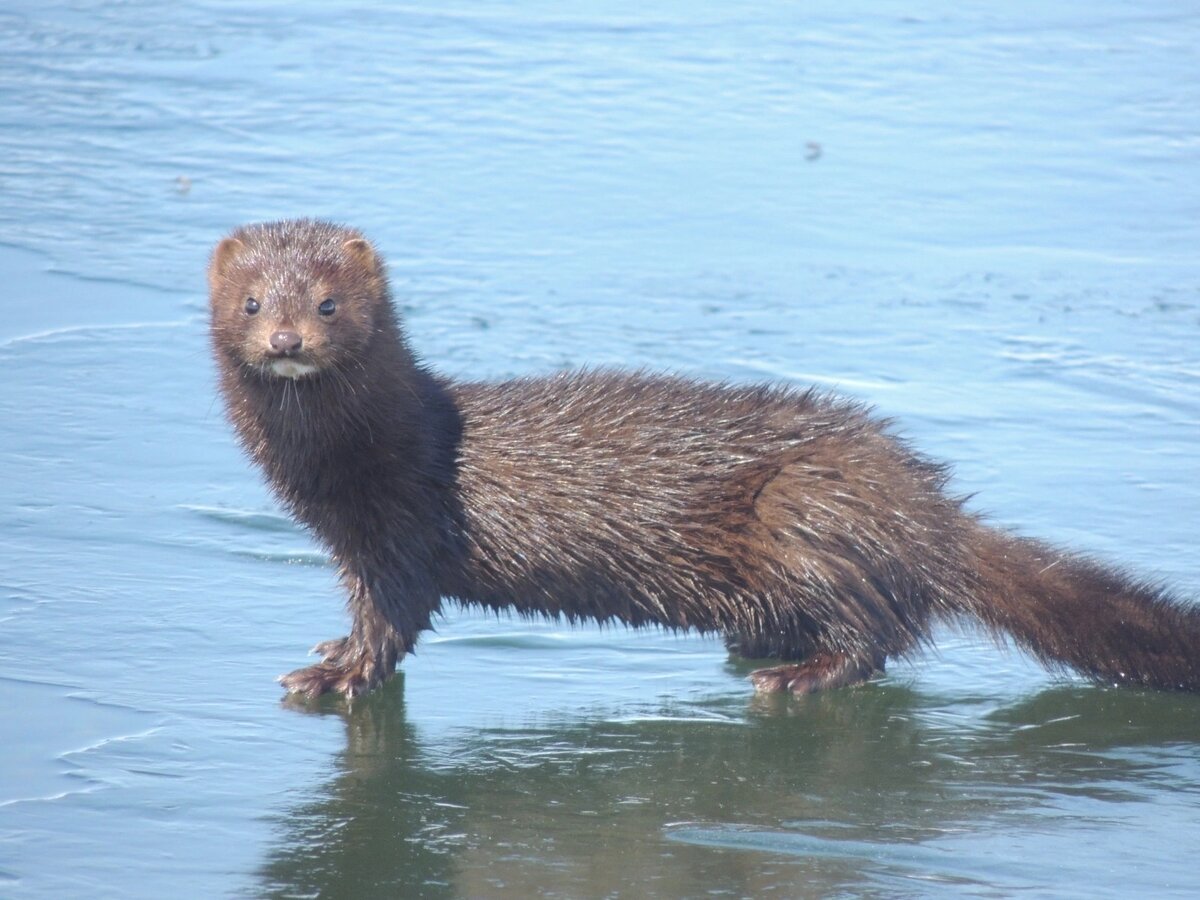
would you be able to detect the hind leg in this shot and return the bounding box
[749,650,882,695]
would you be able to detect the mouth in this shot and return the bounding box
[265,357,320,379]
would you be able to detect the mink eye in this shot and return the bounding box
[318,298,336,316]
[244,297,260,315]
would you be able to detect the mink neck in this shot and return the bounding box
[223,320,453,491]
[220,316,467,580]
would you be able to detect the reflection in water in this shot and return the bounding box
[259,684,1200,898]
[261,677,461,898]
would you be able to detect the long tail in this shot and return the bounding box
[965,525,1200,691]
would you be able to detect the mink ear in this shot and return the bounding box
[209,237,245,285]
[342,237,379,274]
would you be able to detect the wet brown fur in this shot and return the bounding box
[208,219,1200,698]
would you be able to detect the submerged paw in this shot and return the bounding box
[750,652,880,696]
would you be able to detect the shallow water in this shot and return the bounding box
[2,1,1199,897]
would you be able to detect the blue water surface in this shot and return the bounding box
[1,1,1198,897]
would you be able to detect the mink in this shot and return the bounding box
[207,219,1200,698]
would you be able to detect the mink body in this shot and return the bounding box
[207,219,1200,698]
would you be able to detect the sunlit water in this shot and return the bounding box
[1,1,1198,897]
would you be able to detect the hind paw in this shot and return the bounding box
[750,651,879,696]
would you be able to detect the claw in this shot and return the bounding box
[309,636,350,661]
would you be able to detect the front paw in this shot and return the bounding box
[279,656,387,699]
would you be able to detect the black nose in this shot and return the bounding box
[269,330,303,354]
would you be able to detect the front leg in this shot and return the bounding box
[279,566,434,699]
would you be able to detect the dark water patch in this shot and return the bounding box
[181,504,301,535]
[429,631,591,652]
[663,822,999,886]
[175,506,329,565]
[228,548,329,566]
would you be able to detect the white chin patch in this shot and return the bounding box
[269,359,320,379]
